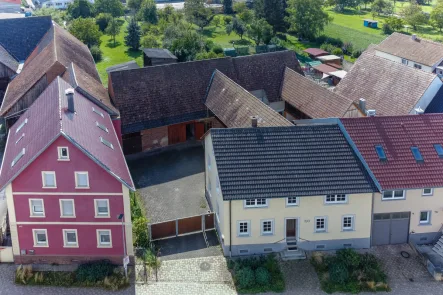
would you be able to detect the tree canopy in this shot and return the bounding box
[69,17,102,47]
[431,3,443,32]
[247,18,273,45]
[105,18,121,47]
[94,0,124,17]
[400,4,427,30]
[137,0,158,24]
[125,17,142,50]
[67,0,94,19]
[226,17,246,39]
[254,0,288,32]
[286,0,331,40]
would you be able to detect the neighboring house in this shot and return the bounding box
[341,114,443,245]
[375,33,443,75]
[142,48,177,67]
[0,77,134,264]
[40,0,93,9]
[109,50,304,154]
[204,124,377,256]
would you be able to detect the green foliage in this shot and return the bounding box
[329,262,349,284]
[105,18,121,46]
[255,267,270,286]
[255,0,287,33]
[320,42,337,53]
[75,261,116,283]
[103,269,130,291]
[224,15,233,25]
[385,16,405,31]
[133,216,150,248]
[322,23,384,50]
[33,7,65,26]
[382,23,393,34]
[342,41,353,54]
[196,50,224,60]
[352,49,362,58]
[159,5,184,25]
[125,17,141,50]
[247,18,274,45]
[94,0,124,17]
[138,0,158,24]
[238,9,254,24]
[332,47,343,55]
[127,0,143,11]
[90,45,103,62]
[371,0,388,16]
[236,267,255,289]
[67,0,94,19]
[96,13,113,31]
[184,0,214,30]
[223,0,234,14]
[336,249,360,271]
[431,3,443,32]
[400,4,428,30]
[233,2,248,13]
[141,34,161,48]
[69,17,102,47]
[226,17,246,39]
[212,44,224,54]
[170,30,205,61]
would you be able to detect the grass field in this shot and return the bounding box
[323,22,385,49]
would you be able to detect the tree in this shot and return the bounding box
[184,0,214,30]
[137,0,158,24]
[233,1,248,13]
[125,17,141,50]
[127,0,143,11]
[238,8,254,24]
[66,0,94,19]
[247,18,273,45]
[253,0,287,32]
[169,30,205,61]
[326,0,361,11]
[385,16,405,30]
[212,16,221,27]
[94,0,124,17]
[431,3,443,32]
[223,0,234,14]
[33,7,65,26]
[141,34,161,48]
[105,18,121,47]
[362,0,374,10]
[95,12,113,31]
[371,0,387,16]
[383,1,394,15]
[226,17,246,39]
[69,18,102,47]
[286,0,331,40]
[400,4,427,30]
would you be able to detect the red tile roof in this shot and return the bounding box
[341,114,443,190]
[313,63,338,74]
[0,77,134,191]
[303,48,329,57]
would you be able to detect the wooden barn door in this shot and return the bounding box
[168,123,186,145]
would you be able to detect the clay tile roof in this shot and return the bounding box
[303,48,329,57]
[376,32,443,67]
[334,51,437,116]
[204,70,293,127]
[281,68,353,118]
[341,114,443,190]
[313,63,338,74]
[0,44,18,72]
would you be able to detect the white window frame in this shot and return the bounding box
[237,220,251,237]
[324,194,348,204]
[422,188,433,196]
[42,171,57,188]
[97,229,112,248]
[286,197,299,206]
[314,216,327,233]
[419,211,431,224]
[63,229,79,247]
[382,190,405,200]
[260,219,274,236]
[94,199,110,218]
[57,147,69,161]
[244,198,268,208]
[59,199,75,218]
[342,215,355,231]
[32,229,48,247]
[29,198,45,217]
[75,172,90,189]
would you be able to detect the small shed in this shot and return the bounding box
[363,19,378,28]
[142,48,178,67]
[303,48,329,58]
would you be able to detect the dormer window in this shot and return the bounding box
[15,118,28,134]
[58,147,69,161]
[375,145,387,161]
[434,144,443,158]
[411,147,423,162]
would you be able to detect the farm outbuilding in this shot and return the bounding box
[364,19,378,28]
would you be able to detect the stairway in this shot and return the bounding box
[280,238,306,261]
[432,235,443,258]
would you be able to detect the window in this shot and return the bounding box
[286,197,299,206]
[434,144,443,158]
[75,172,89,188]
[42,171,56,188]
[96,122,109,133]
[244,199,268,208]
[63,229,78,247]
[261,219,274,235]
[11,148,25,167]
[97,230,112,247]
[411,147,424,162]
[401,58,408,65]
[60,199,75,217]
[419,211,431,224]
[15,118,28,134]
[422,188,433,196]
[342,215,354,231]
[29,199,44,217]
[92,107,104,118]
[375,145,387,161]
[315,217,327,232]
[33,229,48,247]
[100,137,114,150]
[57,147,69,160]
[414,63,422,69]
[237,221,250,236]
[94,199,110,217]
[216,176,220,193]
[15,133,24,144]
[382,190,405,200]
[207,154,211,170]
[325,194,347,204]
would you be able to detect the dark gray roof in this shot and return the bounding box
[142,48,177,59]
[106,60,140,73]
[0,44,18,72]
[211,125,377,200]
[425,86,443,114]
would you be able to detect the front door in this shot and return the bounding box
[286,219,297,239]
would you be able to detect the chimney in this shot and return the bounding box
[366,109,376,117]
[358,98,366,113]
[412,34,417,41]
[251,116,258,128]
[66,88,75,113]
[415,106,424,115]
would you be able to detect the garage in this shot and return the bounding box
[372,212,410,246]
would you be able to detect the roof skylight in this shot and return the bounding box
[96,121,109,133]
[15,133,24,145]
[434,144,443,158]
[375,145,387,161]
[11,148,25,167]
[100,136,114,150]
[15,118,28,134]
[411,147,424,162]
[92,107,104,118]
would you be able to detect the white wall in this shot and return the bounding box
[375,50,434,73]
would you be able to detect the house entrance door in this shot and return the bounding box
[286,219,297,240]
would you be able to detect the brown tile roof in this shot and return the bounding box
[303,48,329,57]
[204,70,293,127]
[334,51,437,116]
[313,63,338,74]
[281,68,353,118]
[110,50,303,134]
[376,32,443,67]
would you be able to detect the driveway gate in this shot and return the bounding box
[372,212,410,246]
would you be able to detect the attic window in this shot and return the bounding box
[434,144,443,158]
[15,118,28,134]
[100,137,114,150]
[15,133,24,144]
[92,107,104,118]
[11,148,25,167]
[375,145,387,161]
[96,122,109,133]
[411,147,423,162]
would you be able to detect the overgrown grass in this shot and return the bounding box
[323,23,385,50]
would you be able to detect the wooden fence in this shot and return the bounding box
[150,213,214,241]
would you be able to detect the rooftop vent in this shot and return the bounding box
[366,109,376,117]
[100,136,114,150]
[415,107,424,115]
[65,88,75,113]
[251,116,258,128]
[358,98,366,113]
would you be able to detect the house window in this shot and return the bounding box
[325,194,347,204]
[94,199,110,217]
[75,172,89,188]
[434,144,443,158]
[342,215,354,231]
[11,148,25,167]
[96,122,109,133]
[63,229,78,247]
[261,219,274,235]
[419,211,431,224]
[29,199,44,217]
[414,63,422,69]
[401,58,408,65]
[97,230,112,247]
[382,190,405,200]
[244,198,268,208]
[92,107,104,118]
[286,197,299,206]
[33,229,48,247]
[42,171,56,188]
[237,221,250,236]
[58,147,69,160]
[422,188,433,196]
[15,118,28,134]
[315,217,327,232]
[60,199,75,217]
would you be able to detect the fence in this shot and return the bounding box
[149,213,214,241]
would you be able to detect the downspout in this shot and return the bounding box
[370,192,375,247]
[229,200,232,257]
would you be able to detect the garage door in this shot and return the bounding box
[372,212,410,246]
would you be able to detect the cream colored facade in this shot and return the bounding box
[375,50,434,73]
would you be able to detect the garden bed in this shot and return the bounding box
[311,249,390,294]
[227,254,285,294]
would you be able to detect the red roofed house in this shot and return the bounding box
[303,48,329,59]
[341,114,443,246]
[0,77,134,264]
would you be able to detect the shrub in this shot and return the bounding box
[332,47,343,56]
[212,44,223,54]
[96,13,113,31]
[227,259,235,270]
[342,41,353,55]
[382,23,393,34]
[75,261,116,283]
[236,267,255,289]
[320,43,336,53]
[255,267,270,286]
[141,34,161,48]
[224,15,232,25]
[328,262,349,284]
[103,269,129,290]
[352,49,362,58]
[89,45,102,62]
[336,249,360,271]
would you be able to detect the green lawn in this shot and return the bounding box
[202,15,255,48]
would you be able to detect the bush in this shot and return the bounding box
[75,261,116,283]
[236,267,255,289]
[328,262,349,284]
[332,47,343,56]
[255,267,270,286]
[352,49,362,58]
[224,15,232,25]
[141,34,161,48]
[382,23,393,34]
[320,43,336,53]
[96,13,113,31]
[212,44,223,54]
[103,269,129,291]
[89,45,102,62]
[336,249,360,271]
[342,41,353,55]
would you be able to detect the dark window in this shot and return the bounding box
[411,147,423,162]
[375,145,387,161]
[434,144,443,158]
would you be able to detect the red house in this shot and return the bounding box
[0,77,135,264]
